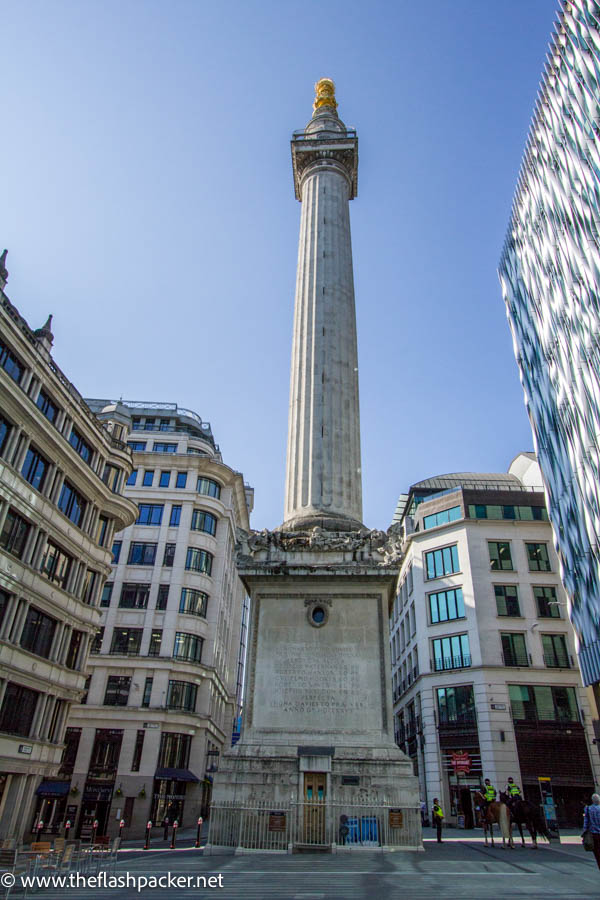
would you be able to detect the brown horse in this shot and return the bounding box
[474,791,513,848]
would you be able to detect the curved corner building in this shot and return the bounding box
[499,1,600,685]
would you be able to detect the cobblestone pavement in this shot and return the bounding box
[11,831,600,900]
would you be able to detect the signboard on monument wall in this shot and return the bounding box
[268,811,286,832]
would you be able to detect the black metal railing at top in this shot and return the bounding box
[433,654,472,671]
[438,712,478,728]
[503,651,530,667]
[544,652,572,668]
[292,129,357,141]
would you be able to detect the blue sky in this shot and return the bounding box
[2,0,558,530]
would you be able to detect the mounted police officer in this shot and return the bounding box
[480,778,497,817]
[505,777,522,804]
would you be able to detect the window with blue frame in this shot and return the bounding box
[176,472,187,489]
[21,445,49,492]
[136,504,163,526]
[0,414,12,458]
[0,338,24,383]
[469,504,548,521]
[111,540,122,563]
[152,442,177,453]
[126,469,137,486]
[127,542,157,565]
[169,505,181,526]
[433,634,471,671]
[159,471,171,487]
[58,480,86,527]
[423,506,461,530]
[69,427,92,464]
[425,545,459,579]
[143,470,154,487]
[191,509,217,536]
[185,547,213,575]
[428,587,465,623]
[36,389,58,424]
[197,477,221,498]
[128,441,146,451]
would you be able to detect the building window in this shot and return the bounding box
[542,633,570,667]
[0,590,10,631]
[0,508,31,559]
[65,630,83,669]
[132,730,145,772]
[68,427,92,465]
[176,472,187,489]
[425,544,459,580]
[21,445,49,492]
[166,680,197,712]
[436,685,476,725]
[136,504,164,526]
[185,547,213,575]
[495,585,520,617]
[58,480,87,527]
[534,585,561,617]
[96,515,110,547]
[0,413,13,457]
[423,506,461,530]
[142,677,153,707]
[158,732,191,768]
[81,675,91,704]
[156,584,169,610]
[128,441,146,451]
[59,727,82,775]
[110,628,143,655]
[90,627,104,654]
[169,505,182,527]
[173,632,204,663]
[112,540,122,563]
[179,588,208,618]
[82,569,99,605]
[191,510,217,536]
[149,629,162,657]
[152,442,177,453]
[20,607,57,659]
[102,463,121,493]
[432,634,470,671]
[0,338,24,383]
[143,470,154,487]
[127,542,157,565]
[159,419,171,432]
[36,388,58,424]
[104,676,131,706]
[469,504,548,521]
[501,632,528,666]
[526,542,551,571]
[126,469,137,486]
[0,683,38,736]
[428,587,464,624]
[119,583,150,609]
[41,540,73,590]
[159,471,170,487]
[163,543,176,567]
[144,419,156,431]
[197,477,221,498]
[508,684,579,722]
[488,541,513,571]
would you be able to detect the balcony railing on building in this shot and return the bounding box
[433,654,471,672]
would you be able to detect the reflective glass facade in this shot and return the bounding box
[499,1,600,683]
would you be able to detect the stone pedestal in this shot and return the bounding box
[206,528,421,852]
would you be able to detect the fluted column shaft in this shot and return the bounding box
[283,155,362,530]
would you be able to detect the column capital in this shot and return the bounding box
[291,132,358,201]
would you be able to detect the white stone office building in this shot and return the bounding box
[66,402,253,838]
[0,254,137,840]
[391,453,600,827]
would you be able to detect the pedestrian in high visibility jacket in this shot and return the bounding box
[432,798,444,843]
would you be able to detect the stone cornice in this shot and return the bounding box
[291,134,358,200]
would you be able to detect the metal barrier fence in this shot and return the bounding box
[207,800,421,852]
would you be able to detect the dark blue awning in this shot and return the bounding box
[36,781,70,797]
[154,768,199,783]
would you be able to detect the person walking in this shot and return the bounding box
[432,798,444,843]
[583,793,600,869]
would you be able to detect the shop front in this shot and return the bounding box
[30,781,71,835]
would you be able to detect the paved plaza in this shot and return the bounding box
[10,828,600,900]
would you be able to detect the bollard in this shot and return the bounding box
[195,816,203,848]
[119,819,125,839]
[170,820,178,849]
[91,819,98,845]
[65,820,71,840]
[36,820,44,839]
[162,818,169,841]
[144,820,152,850]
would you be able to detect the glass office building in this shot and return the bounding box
[499,0,600,685]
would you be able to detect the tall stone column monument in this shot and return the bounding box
[207,81,420,853]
